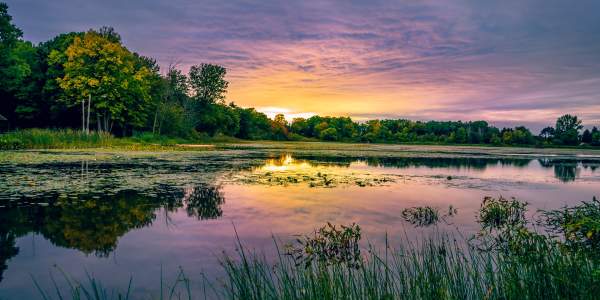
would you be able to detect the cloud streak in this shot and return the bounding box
[6,0,600,130]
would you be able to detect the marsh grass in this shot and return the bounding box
[0,129,119,149]
[0,129,218,150]
[31,265,196,300]
[219,233,599,300]
[31,233,600,300]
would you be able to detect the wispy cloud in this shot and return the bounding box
[6,0,600,129]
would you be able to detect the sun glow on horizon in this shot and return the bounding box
[255,106,317,121]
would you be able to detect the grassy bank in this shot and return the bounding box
[0,129,239,150]
[3,128,600,152]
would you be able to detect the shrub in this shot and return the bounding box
[0,136,24,150]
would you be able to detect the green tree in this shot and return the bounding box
[554,114,583,145]
[540,126,555,141]
[0,3,33,123]
[151,66,192,136]
[236,107,272,139]
[271,113,289,140]
[512,126,534,144]
[581,129,592,144]
[455,127,468,143]
[0,2,24,92]
[319,127,338,141]
[591,127,600,146]
[189,63,228,104]
[51,30,154,133]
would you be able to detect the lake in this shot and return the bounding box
[1,144,599,299]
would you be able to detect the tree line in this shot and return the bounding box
[1,3,598,146]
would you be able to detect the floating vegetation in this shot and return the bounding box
[477,196,528,230]
[228,155,396,188]
[401,205,458,227]
[232,170,395,188]
[284,223,362,269]
[401,206,440,226]
[0,151,264,204]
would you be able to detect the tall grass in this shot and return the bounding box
[220,235,599,300]
[29,234,599,300]
[0,129,117,149]
[0,129,221,150]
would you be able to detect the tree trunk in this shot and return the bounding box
[97,114,101,132]
[103,113,109,134]
[82,98,85,133]
[153,109,159,135]
[86,94,91,134]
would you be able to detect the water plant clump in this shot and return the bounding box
[401,205,458,227]
[540,196,600,256]
[284,223,362,269]
[477,196,527,230]
[231,167,396,188]
[220,223,599,300]
[401,206,439,227]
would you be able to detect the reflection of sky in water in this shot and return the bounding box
[1,153,599,299]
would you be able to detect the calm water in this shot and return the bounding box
[1,149,599,299]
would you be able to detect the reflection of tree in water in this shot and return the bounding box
[538,159,580,182]
[0,232,19,282]
[294,155,533,170]
[0,183,225,282]
[184,185,225,220]
[40,191,159,257]
[553,164,579,182]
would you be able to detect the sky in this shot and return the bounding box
[6,0,600,130]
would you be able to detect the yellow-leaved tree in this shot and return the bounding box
[50,29,153,133]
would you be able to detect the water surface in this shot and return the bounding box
[1,148,599,299]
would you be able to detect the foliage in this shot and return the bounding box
[554,114,583,145]
[0,128,116,149]
[51,29,155,133]
[189,63,228,104]
[285,223,362,269]
[221,227,599,300]
[0,2,25,92]
[541,196,600,256]
[0,135,24,149]
[401,205,457,227]
[472,196,532,253]
[401,206,439,227]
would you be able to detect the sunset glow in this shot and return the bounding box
[8,0,600,129]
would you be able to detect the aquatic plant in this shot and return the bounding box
[401,205,457,227]
[220,228,599,300]
[540,196,600,256]
[401,206,439,227]
[471,196,533,253]
[284,223,362,269]
[477,196,527,230]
